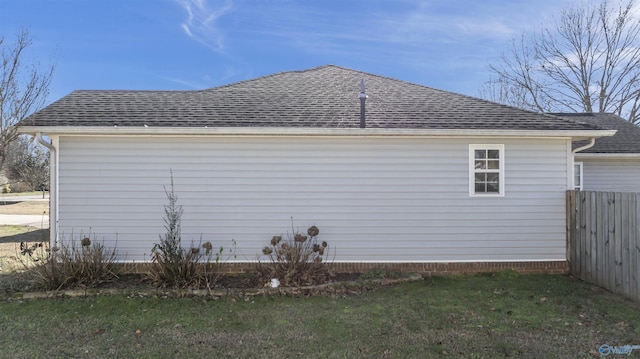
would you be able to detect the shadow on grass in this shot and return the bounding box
[0,200,24,205]
[0,229,49,244]
[0,269,36,292]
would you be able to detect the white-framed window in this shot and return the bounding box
[574,162,583,190]
[469,144,505,196]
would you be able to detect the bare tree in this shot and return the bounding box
[481,0,640,124]
[5,135,49,192]
[479,75,533,110]
[0,29,54,172]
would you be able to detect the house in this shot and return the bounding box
[19,65,616,273]
[557,113,640,192]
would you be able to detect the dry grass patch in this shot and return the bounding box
[0,201,49,215]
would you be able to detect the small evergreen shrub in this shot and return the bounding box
[149,238,234,289]
[255,221,332,287]
[149,172,234,288]
[28,234,121,290]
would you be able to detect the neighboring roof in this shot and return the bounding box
[24,65,604,132]
[556,113,640,154]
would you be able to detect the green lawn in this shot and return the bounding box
[1,273,638,358]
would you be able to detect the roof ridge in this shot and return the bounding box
[203,65,338,91]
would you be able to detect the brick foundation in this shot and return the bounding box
[326,261,568,275]
[127,261,568,275]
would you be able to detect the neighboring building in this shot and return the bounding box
[19,65,615,272]
[559,113,640,192]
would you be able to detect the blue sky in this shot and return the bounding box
[0,0,574,105]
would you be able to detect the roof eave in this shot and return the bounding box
[18,126,616,138]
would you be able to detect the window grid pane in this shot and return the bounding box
[471,146,502,195]
[574,163,582,190]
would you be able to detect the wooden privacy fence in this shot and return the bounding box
[567,190,640,301]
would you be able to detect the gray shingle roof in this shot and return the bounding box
[556,113,640,153]
[24,65,603,131]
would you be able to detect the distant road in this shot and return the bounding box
[0,214,49,228]
[0,194,50,227]
[0,194,50,203]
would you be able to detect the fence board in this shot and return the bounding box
[587,193,596,281]
[629,194,638,299]
[580,192,588,279]
[567,190,576,274]
[607,192,616,291]
[617,193,624,292]
[631,197,640,299]
[567,190,640,302]
[596,192,605,285]
[574,191,580,276]
[624,195,634,296]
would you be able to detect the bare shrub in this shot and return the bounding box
[255,220,332,287]
[27,234,121,290]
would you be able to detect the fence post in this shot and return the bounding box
[567,190,579,275]
[567,190,574,272]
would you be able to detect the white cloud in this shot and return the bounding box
[175,0,233,53]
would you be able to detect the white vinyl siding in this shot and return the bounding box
[56,136,570,262]
[581,159,640,192]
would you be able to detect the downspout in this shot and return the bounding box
[572,137,596,153]
[35,132,57,249]
[571,137,595,189]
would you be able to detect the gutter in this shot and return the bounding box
[18,126,617,139]
[574,152,640,159]
[35,133,58,249]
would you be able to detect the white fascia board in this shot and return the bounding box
[18,126,617,139]
[574,153,640,160]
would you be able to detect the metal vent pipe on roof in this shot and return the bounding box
[359,79,367,128]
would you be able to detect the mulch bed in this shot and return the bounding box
[92,272,364,291]
[3,272,422,301]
